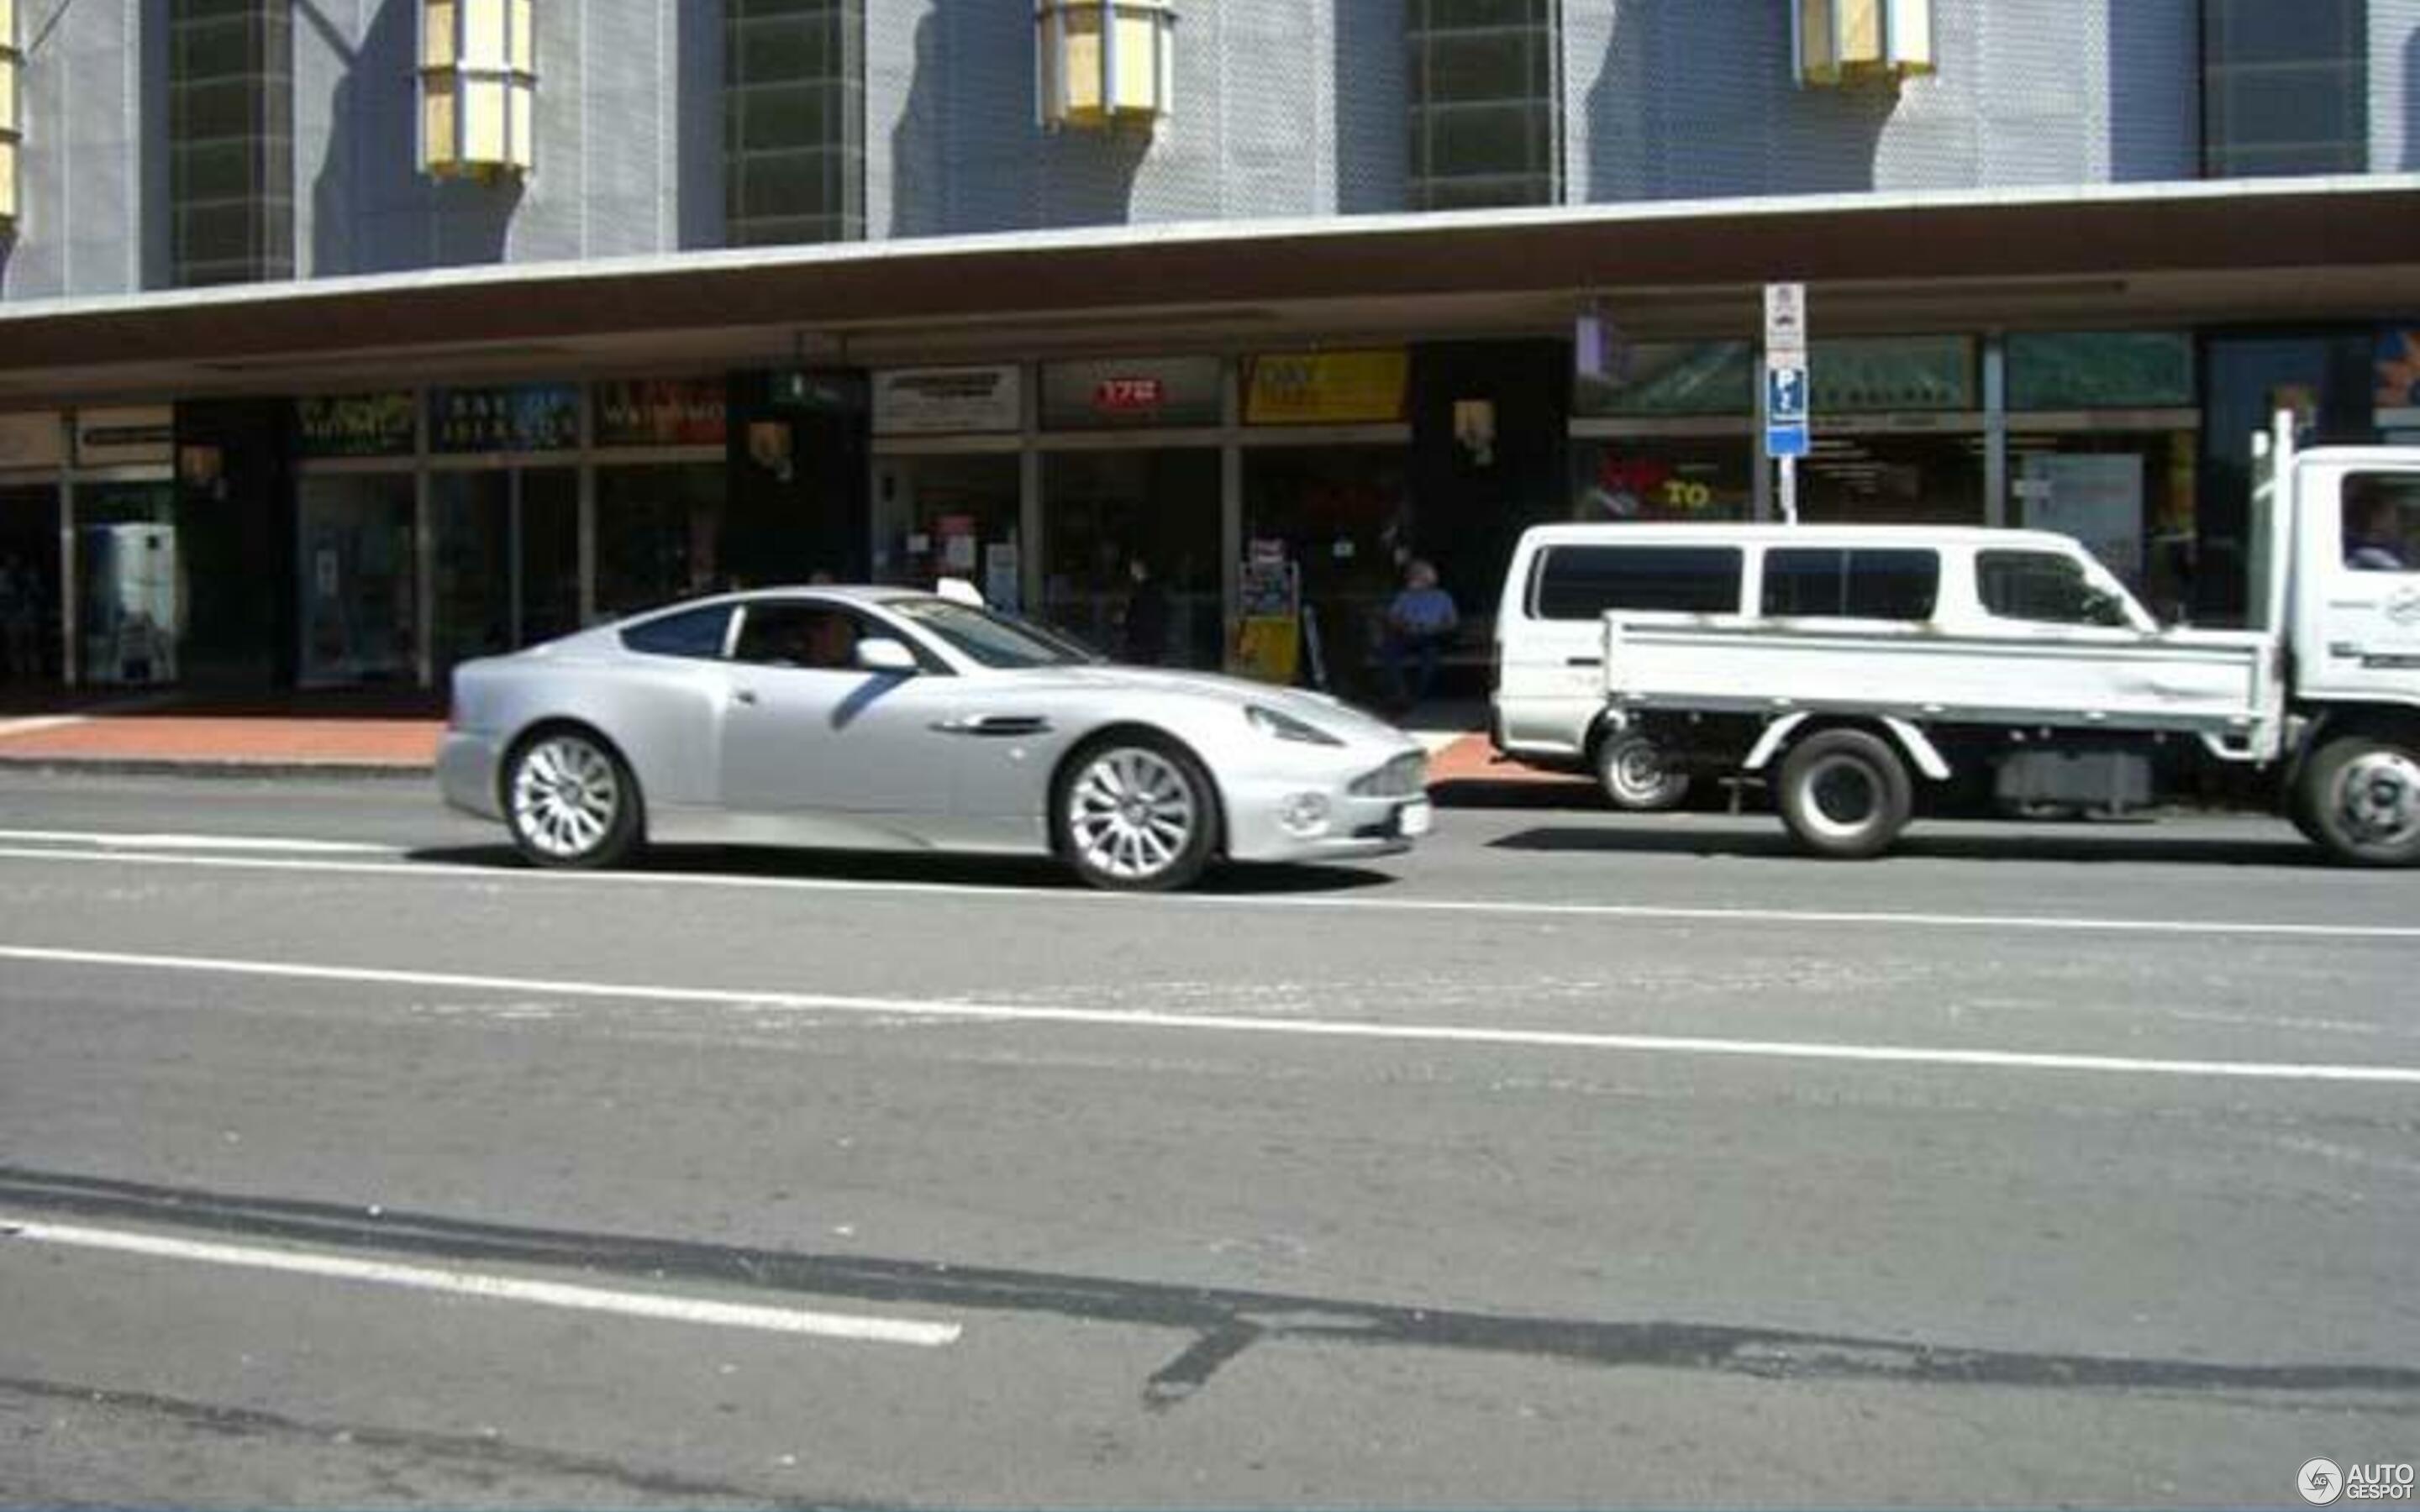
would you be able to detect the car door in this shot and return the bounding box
[717,599,961,819]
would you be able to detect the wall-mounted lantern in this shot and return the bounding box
[1,0,20,230]
[1796,0,1933,87]
[419,0,536,180]
[1037,0,1175,131]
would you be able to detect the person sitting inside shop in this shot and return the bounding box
[1381,559,1460,709]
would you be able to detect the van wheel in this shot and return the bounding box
[1595,730,1691,811]
[2298,736,2420,867]
[1777,729,1912,860]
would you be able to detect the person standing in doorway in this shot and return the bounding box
[1121,555,1171,665]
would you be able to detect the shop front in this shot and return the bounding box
[295,393,418,686]
[1237,349,1413,701]
[1037,356,1224,668]
[869,365,1025,608]
[71,407,182,690]
[426,384,582,676]
[592,377,729,617]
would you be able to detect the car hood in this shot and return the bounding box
[1009,665,1412,748]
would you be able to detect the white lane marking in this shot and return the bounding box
[0,842,2415,942]
[4,943,2417,1086]
[0,717,91,738]
[0,828,396,854]
[0,1216,961,1347]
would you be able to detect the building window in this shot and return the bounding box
[1407,0,1560,212]
[169,0,294,287]
[725,0,864,248]
[1,0,19,233]
[2203,0,2367,177]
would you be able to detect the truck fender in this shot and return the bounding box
[1743,714,1951,782]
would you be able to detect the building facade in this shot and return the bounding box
[0,0,2415,698]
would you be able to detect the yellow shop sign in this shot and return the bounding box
[1244,349,1409,426]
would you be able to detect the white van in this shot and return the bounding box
[1488,522,2144,807]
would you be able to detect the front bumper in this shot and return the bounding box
[436,731,507,822]
[1220,747,1432,864]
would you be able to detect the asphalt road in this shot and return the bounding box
[0,769,2414,1508]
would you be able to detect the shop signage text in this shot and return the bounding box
[0,412,66,470]
[430,384,581,454]
[595,379,729,448]
[874,367,1023,435]
[75,407,175,468]
[296,392,417,459]
[1043,356,1222,430]
[1243,350,1407,426]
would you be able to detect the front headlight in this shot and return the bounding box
[1245,704,1344,746]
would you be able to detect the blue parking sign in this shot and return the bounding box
[1766,365,1808,424]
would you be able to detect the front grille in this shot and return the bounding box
[1351,751,1429,799]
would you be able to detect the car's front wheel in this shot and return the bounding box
[2298,735,2420,867]
[504,727,642,869]
[1055,735,1217,892]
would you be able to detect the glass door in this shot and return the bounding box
[433,466,581,675]
[297,474,418,686]
[74,482,183,689]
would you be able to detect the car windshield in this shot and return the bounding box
[889,598,1100,669]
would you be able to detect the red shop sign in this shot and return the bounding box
[1092,376,1166,414]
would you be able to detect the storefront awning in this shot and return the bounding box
[3,176,2417,403]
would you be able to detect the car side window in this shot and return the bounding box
[1761,549,1939,620]
[619,604,734,659]
[1530,545,1744,619]
[2342,474,2420,572]
[733,603,869,670]
[1976,550,2130,627]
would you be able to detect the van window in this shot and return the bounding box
[2342,474,2420,572]
[1530,545,1744,620]
[1761,549,1939,620]
[1976,551,2131,627]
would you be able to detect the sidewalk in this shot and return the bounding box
[0,687,1598,800]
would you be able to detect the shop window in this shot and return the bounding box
[2007,333,2195,412]
[726,0,864,247]
[1407,0,1560,211]
[2203,0,2367,177]
[1572,441,1753,522]
[1573,344,1754,419]
[1762,548,1939,620]
[1811,336,1974,415]
[169,0,293,286]
[1532,545,1744,621]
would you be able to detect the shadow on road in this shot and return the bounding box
[402,843,1397,895]
[1488,822,2329,869]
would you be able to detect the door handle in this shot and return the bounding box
[933,714,1050,737]
[733,688,760,706]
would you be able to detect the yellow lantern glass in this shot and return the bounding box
[419,0,535,179]
[1038,0,1175,129]
[1797,0,1933,87]
[1,0,18,229]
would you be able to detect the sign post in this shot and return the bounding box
[1764,283,1809,525]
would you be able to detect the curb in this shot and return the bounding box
[0,757,434,781]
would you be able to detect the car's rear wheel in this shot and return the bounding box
[505,727,642,869]
[1595,727,1691,811]
[1776,728,1912,860]
[1055,735,1216,892]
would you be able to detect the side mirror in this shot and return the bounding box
[855,637,919,675]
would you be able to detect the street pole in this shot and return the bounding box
[1780,454,1799,527]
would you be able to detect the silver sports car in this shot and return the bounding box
[438,585,1433,890]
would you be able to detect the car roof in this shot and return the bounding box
[1514,523,2086,550]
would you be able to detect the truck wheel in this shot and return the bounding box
[2298,737,2420,867]
[1595,729,1691,811]
[1777,729,1912,860]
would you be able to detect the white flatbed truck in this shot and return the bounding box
[1593,417,2420,864]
